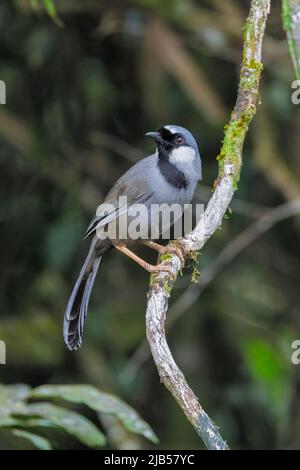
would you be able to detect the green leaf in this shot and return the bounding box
[244,338,292,417]
[0,415,56,430]
[13,417,59,430]
[14,402,106,448]
[12,429,52,450]
[0,416,22,427]
[0,384,30,416]
[42,0,63,27]
[32,385,158,444]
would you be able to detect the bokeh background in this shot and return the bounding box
[1,0,300,450]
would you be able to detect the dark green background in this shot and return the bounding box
[1,0,300,449]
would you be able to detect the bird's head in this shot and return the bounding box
[146,125,200,162]
[146,125,201,180]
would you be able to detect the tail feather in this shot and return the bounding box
[64,238,102,350]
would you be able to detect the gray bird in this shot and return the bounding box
[64,125,202,350]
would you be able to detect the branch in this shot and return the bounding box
[282,0,300,79]
[123,198,300,381]
[145,0,271,450]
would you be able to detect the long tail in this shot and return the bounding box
[64,238,102,351]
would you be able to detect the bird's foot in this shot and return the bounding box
[144,260,173,274]
[160,244,185,265]
[142,240,185,266]
[114,243,175,275]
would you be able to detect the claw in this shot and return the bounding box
[163,245,185,265]
[147,261,173,273]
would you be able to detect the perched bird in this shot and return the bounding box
[64,125,202,350]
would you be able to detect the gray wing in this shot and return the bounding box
[84,155,155,238]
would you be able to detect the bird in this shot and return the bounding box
[64,125,202,351]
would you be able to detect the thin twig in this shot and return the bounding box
[145,0,271,450]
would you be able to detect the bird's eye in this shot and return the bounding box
[175,134,185,145]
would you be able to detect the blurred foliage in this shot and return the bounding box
[0,383,157,449]
[30,0,63,28]
[0,0,300,449]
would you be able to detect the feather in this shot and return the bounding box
[63,238,103,350]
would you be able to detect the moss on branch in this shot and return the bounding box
[217,1,267,186]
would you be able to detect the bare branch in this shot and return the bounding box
[145,0,271,450]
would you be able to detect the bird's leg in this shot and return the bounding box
[115,245,173,273]
[142,240,185,265]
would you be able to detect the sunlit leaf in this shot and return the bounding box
[32,385,158,443]
[0,417,21,427]
[12,429,52,450]
[15,402,106,448]
[42,0,63,27]
[13,417,59,430]
[0,384,30,416]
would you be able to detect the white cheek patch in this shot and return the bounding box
[169,146,196,165]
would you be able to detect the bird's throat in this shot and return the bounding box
[157,154,188,190]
